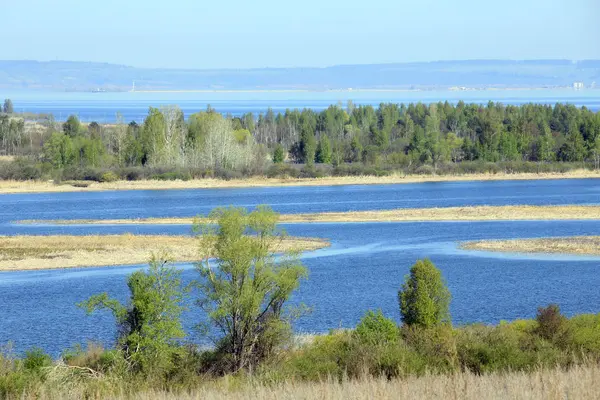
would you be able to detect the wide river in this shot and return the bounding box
[5,89,600,122]
[1,178,600,355]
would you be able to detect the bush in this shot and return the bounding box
[354,310,399,346]
[534,304,572,348]
[100,171,119,182]
[22,348,52,373]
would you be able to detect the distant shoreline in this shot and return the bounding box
[0,171,598,194]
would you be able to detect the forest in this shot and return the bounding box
[1,99,599,182]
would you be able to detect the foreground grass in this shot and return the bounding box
[23,205,600,225]
[0,235,328,271]
[0,170,598,193]
[10,365,597,400]
[462,236,600,256]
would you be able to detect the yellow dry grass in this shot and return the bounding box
[26,205,600,225]
[462,236,600,256]
[0,235,328,271]
[34,364,600,400]
[0,170,598,193]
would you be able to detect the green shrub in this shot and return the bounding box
[100,171,119,182]
[534,304,572,348]
[354,310,399,346]
[22,348,52,373]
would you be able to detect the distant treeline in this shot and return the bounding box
[1,99,599,181]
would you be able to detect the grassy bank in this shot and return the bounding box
[5,365,599,400]
[0,169,599,194]
[4,311,600,400]
[462,236,600,256]
[23,205,600,225]
[0,235,328,271]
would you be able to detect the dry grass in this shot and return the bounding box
[0,235,328,271]
[31,364,600,400]
[25,205,600,225]
[462,236,600,256]
[0,170,598,193]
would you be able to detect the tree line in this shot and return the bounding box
[1,99,600,180]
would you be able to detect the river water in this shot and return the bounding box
[5,89,600,122]
[0,178,599,355]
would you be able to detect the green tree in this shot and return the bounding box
[194,206,308,372]
[399,259,451,328]
[43,132,74,169]
[63,115,81,138]
[2,99,14,114]
[80,253,186,375]
[273,143,285,163]
[315,135,332,164]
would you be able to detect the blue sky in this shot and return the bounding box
[1,0,598,69]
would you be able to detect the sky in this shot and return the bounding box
[1,0,598,69]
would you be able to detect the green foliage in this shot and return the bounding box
[315,135,332,164]
[399,259,451,328]
[354,310,399,346]
[272,143,284,163]
[80,253,186,376]
[22,348,52,373]
[100,171,119,182]
[63,115,81,137]
[534,304,572,348]
[194,206,308,372]
[43,132,74,169]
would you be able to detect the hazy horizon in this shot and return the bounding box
[1,0,598,69]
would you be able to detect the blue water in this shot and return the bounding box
[4,89,600,122]
[1,179,600,356]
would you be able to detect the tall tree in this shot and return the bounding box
[194,206,307,372]
[399,259,451,328]
[80,253,186,375]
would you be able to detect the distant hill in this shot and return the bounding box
[0,59,599,91]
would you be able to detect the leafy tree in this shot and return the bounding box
[63,115,81,138]
[273,143,285,163]
[88,121,101,137]
[80,253,186,375]
[43,132,74,169]
[315,135,332,164]
[2,99,14,114]
[350,135,363,162]
[194,206,308,372]
[399,259,451,328]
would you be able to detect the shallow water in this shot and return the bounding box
[1,179,600,355]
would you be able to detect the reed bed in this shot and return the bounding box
[462,236,600,256]
[0,234,328,271]
[24,205,600,225]
[0,169,598,193]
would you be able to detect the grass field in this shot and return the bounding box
[462,236,600,256]
[18,364,600,400]
[22,205,600,225]
[0,170,598,193]
[0,235,328,271]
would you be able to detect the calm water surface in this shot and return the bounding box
[0,179,599,355]
[5,89,600,122]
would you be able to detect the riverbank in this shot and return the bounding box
[462,236,600,256]
[0,170,598,193]
[22,205,600,225]
[0,235,328,271]
[14,364,600,400]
